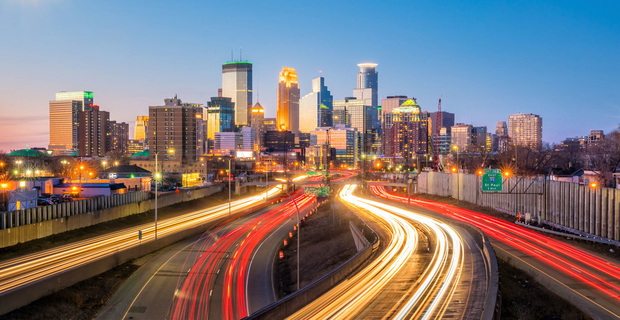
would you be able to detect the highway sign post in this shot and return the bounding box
[482,169,503,192]
[304,186,329,196]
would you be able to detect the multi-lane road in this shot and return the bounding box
[372,185,620,320]
[289,184,492,319]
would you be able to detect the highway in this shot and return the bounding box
[169,191,317,320]
[289,184,489,319]
[372,185,620,319]
[0,183,288,308]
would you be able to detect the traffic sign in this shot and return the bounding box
[482,169,503,192]
[304,186,329,196]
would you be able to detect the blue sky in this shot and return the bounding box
[0,0,618,152]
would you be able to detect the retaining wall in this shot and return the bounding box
[0,185,223,248]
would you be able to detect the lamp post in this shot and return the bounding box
[281,188,301,291]
[102,160,107,172]
[78,164,84,198]
[153,148,174,243]
[452,145,459,201]
[228,158,232,216]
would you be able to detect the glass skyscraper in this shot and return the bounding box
[222,61,252,127]
[49,91,93,155]
[299,77,333,133]
[206,96,235,140]
[276,67,300,134]
[353,63,379,129]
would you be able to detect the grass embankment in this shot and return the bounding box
[274,200,358,297]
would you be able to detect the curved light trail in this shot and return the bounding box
[169,191,317,320]
[289,184,466,320]
[0,183,293,297]
[372,185,620,317]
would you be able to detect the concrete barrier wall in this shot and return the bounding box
[418,172,620,242]
[0,185,223,248]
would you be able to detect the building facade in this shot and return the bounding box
[49,99,83,155]
[250,102,265,150]
[451,123,473,151]
[495,121,508,136]
[206,95,235,140]
[353,63,379,129]
[299,76,333,132]
[222,61,252,127]
[382,101,429,166]
[276,67,300,134]
[264,130,295,152]
[508,113,543,150]
[310,125,359,168]
[55,91,93,111]
[78,105,110,156]
[108,121,129,154]
[135,116,149,142]
[148,95,203,165]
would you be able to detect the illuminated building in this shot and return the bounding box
[589,130,604,145]
[264,130,295,152]
[381,96,408,114]
[472,126,487,151]
[214,132,243,155]
[206,94,235,140]
[299,77,333,132]
[55,91,94,111]
[310,125,359,168]
[451,123,473,151]
[382,100,429,165]
[276,67,300,134]
[148,95,203,165]
[250,103,265,149]
[333,97,372,152]
[495,121,508,136]
[49,91,93,155]
[78,105,110,157]
[508,113,543,150]
[353,63,379,129]
[263,118,277,132]
[429,111,455,151]
[108,121,129,154]
[127,139,145,155]
[241,126,255,152]
[222,61,252,127]
[135,116,149,142]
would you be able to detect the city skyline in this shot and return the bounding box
[1,1,619,151]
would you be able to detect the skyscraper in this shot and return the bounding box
[250,102,265,150]
[299,77,333,132]
[222,61,252,127]
[206,95,235,140]
[508,113,543,150]
[382,100,429,165]
[135,116,149,141]
[495,121,508,136]
[451,123,473,151]
[78,105,110,157]
[108,121,129,154]
[353,63,379,129]
[381,96,408,114]
[49,91,93,155]
[276,67,300,134]
[310,125,360,168]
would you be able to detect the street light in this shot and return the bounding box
[102,160,107,171]
[452,145,459,201]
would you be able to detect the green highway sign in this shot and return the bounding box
[304,186,330,196]
[307,171,315,176]
[482,169,502,192]
[307,171,326,176]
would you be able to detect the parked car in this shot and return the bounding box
[60,194,74,202]
[37,198,54,206]
[49,194,61,204]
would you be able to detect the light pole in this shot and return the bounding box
[102,160,107,172]
[78,164,84,198]
[281,188,301,291]
[265,161,269,203]
[452,145,459,201]
[228,158,232,216]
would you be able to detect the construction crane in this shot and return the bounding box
[433,97,442,171]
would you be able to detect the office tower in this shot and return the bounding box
[486,133,499,152]
[240,126,255,152]
[263,118,277,132]
[334,97,373,152]
[495,121,508,136]
[439,127,451,154]
[472,126,488,150]
[451,123,473,151]
[78,105,110,156]
[49,99,83,155]
[299,77,333,132]
[310,125,360,168]
[382,100,429,165]
[429,111,455,155]
[56,91,94,111]
[264,130,295,152]
[250,102,265,150]
[206,95,235,140]
[108,121,130,154]
[353,63,379,129]
[276,67,300,134]
[214,132,243,154]
[148,95,203,164]
[508,113,543,150]
[127,139,144,155]
[222,61,252,127]
[135,116,149,142]
[381,96,408,114]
